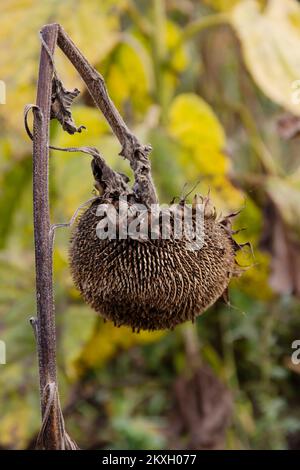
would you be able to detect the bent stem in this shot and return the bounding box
[56,25,158,206]
[32,23,77,450]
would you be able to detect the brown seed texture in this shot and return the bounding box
[70,198,239,331]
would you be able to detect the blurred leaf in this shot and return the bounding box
[0,258,39,449]
[168,93,226,164]
[0,157,31,249]
[204,0,240,12]
[170,366,233,450]
[59,305,97,380]
[148,127,186,200]
[166,20,189,73]
[101,40,151,117]
[231,0,300,115]
[261,182,300,296]
[74,320,165,378]
[231,198,273,300]
[233,250,273,301]
[1,398,39,449]
[0,0,120,136]
[266,176,300,235]
[111,414,165,450]
[167,92,243,210]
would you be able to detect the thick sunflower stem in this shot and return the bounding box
[32,23,77,450]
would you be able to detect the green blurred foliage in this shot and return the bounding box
[0,0,300,450]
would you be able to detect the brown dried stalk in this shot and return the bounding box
[29,22,158,449]
[31,23,78,450]
[56,25,157,206]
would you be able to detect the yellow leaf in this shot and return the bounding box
[103,41,151,115]
[1,402,35,449]
[231,0,300,115]
[0,0,119,136]
[204,0,269,13]
[203,0,240,12]
[74,321,165,378]
[232,250,273,301]
[166,20,188,72]
[167,93,244,211]
[168,93,225,151]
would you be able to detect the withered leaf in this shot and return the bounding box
[168,366,233,450]
[260,200,300,297]
[51,76,86,135]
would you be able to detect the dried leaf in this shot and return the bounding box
[36,383,78,450]
[260,199,300,297]
[169,366,232,449]
[51,76,85,135]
